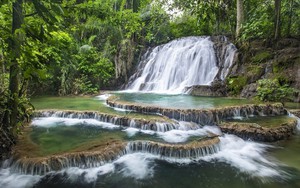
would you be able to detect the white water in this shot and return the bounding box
[288,112,300,131]
[31,117,119,129]
[124,125,221,143]
[0,134,287,187]
[126,36,236,94]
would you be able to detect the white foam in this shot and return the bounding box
[0,134,288,186]
[288,112,300,131]
[124,125,221,143]
[96,94,111,100]
[202,134,282,178]
[0,168,41,188]
[31,117,119,129]
[115,153,155,179]
[61,153,155,181]
[63,163,115,183]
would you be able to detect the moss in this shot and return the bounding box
[251,51,272,64]
[247,65,264,75]
[226,76,247,95]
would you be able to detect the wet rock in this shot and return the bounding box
[126,136,220,158]
[219,119,297,142]
[290,110,300,118]
[107,96,287,126]
[10,142,127,175]
[185,80,227,97]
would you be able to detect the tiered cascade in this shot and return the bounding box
[126,36,237,93]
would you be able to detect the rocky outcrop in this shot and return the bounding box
[220,118,297,142]
[227,38,300,100]
[211,36,238,80]
[185,80,227,97]
[240,83,258,98]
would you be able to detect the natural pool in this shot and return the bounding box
[0,94,300,188]
[226,115,295,128]
[114,92,255,109]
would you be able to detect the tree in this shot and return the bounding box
[7,0,24,131]
[1,0,63,135]
[286,0,293,36]
[274,0,281,40]
[236,0,244,38]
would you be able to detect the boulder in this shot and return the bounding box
[186,80,227,97]
[240,83,258,98]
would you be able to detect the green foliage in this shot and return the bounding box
[72,75,99,95]
[251,51,273,64]
[170,14,201,38]
[256,79,295,102]
[226,76,247,95]
[241,11,273,40]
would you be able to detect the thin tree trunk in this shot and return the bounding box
[9,0,23,131]
[287,0,294,37]
[236,0,244,38]
[274,0,281,40]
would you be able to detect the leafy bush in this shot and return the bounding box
[226,76,247,95]
[256,79,294,102]
[72,75,99,95]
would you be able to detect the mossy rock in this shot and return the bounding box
[251,51,273,64]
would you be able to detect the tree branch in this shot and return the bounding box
[24,11,38,17]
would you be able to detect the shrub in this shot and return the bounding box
[256,79,294,102]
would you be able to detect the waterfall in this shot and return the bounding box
[288,112,300,131]
[126,36,237,94]
[126,138,220,159]
[34,110,202,132]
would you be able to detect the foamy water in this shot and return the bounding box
[0,134,289,187]
[31,117,120,129]
[1,113,296,187]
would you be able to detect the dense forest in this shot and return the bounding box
[0,0,299,155]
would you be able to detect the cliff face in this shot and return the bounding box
[229,38,300,101]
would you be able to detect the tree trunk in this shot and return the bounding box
[274,0,281,40]
[236,0,244,38]
[9,0,23,131]
[287,0,294,37]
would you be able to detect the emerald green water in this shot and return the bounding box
[30,125,125,156]
[31,96,106,111]
[115,92,255,109]
[29,120,207,156]
[1,95,299,188]
[226,115,295,128]
[30,96,168,121]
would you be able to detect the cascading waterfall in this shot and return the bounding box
[34,110,203,132]
[126,36,237,93]
[288,112,300,131]
[125,138,221,159]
